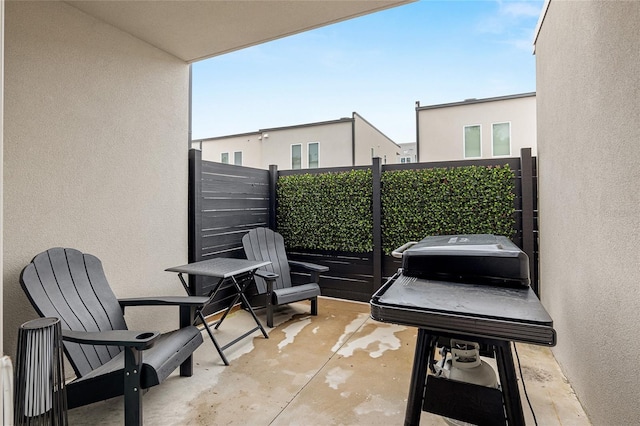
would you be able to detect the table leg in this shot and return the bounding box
[216,274,269,339]
[214,276,242,329]
[495,341,525,426]
[198,311,229,366]
[178,273,230,366]
[405,329,434,426]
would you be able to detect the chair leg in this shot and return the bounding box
[179,305,194,376]
[265,282,275,328]
[310,297,318,316]
[266,300,274,328]
[123,347,143,426]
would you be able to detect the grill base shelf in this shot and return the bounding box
[423,375,505,426]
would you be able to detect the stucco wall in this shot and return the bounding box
[3,2,189,356]
[397,142,417,163]
[197,115,398,170]
[198,134,262,168]
[261,121,352,170]
[417,95,536,162]
[535,2,640,424]
[353,113,399,166]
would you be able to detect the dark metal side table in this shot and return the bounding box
[166,258,271,366]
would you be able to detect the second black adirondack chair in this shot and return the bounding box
[19,247,209,426]
[242,227,329,327]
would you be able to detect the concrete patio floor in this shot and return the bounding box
[67,297,590,425]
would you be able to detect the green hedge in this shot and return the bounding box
[276,164,515,254]
[276,170,373,252]
[381,165,515,253]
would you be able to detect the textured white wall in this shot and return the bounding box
[261,122,352,170]
[536,2,640,424]
[418,96,536,162]
[199,116,398,170]
[353,113,399,166]
[199,134,263,168]
[3,2,189,356]
[0,1,4,357]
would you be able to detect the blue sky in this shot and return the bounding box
[192,0,543,143]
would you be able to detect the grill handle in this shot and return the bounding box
[391,241,419,259]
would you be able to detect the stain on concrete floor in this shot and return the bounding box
[66,297,590,425]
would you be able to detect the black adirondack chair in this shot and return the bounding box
[19,248,209,426]
[242,227,328,327]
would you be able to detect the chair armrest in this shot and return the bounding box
[254,269,277,295]
[255,269,279,281]
[62,329,160,350]
[119,296,210,308]
[288,260,329,273]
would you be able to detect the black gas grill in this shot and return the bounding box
[371,234,556,426]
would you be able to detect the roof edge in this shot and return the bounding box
[193,130,260,142]
[189,1,416,63]
[194,117,355,141]
[416,92,536,111]
[352,112,401,148]
[259,117,353,133]
[532,0,552,54]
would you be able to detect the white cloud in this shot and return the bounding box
[475,15,506,35]
[503,37,535,51]
[473,1,542,51]
[499,2,543,19]
[476,1,543,35]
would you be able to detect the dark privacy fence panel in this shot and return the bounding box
[286,250,374,303]
[189,149,270,314]
[189,148,539,307]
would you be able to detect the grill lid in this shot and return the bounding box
[395,234,530,287]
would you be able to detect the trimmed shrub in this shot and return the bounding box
[276,170,373,252]
[381,165,515,253]
[276,164,515,255]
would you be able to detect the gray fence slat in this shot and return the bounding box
[202,198,269,211]
[201,161,268,178]
[202,213,268,231]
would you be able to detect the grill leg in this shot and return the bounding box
[404,329,434,426]
[495,341,525,426]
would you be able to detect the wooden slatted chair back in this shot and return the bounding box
[242,228,292,293]
[20,247,126,378]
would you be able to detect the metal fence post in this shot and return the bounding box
[520,148,536,294]
[188,148,202,264]
[185,148,203,373]
[372,157,383,291]
[269,165,278,231]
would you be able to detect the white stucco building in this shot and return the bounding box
[416,93,536,162]
[193,112,401,170]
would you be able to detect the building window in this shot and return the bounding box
[234,151,243,166]
[492,122,511,156]
[221,152,229,164]
[464,125,481,158]
[308,142,319,169]
[291,144,302,170]
[400,156,412,163]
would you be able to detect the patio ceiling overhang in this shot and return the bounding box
[65,0,415,63]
